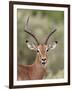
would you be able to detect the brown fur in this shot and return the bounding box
[17,45,48,80]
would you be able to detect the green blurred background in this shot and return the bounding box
[17,9,64,79]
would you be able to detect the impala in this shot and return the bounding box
[17,17,58,80]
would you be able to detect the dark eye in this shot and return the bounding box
[37,49,39,53]
[46,48,49,52]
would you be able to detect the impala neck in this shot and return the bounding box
[34,55,40,65]
[29,54,47,79]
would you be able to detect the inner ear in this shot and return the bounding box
[49,41,58,50]
[26,40,37,50]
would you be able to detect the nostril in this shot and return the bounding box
[42,58,46,61]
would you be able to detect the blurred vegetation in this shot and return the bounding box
[17,9,64,79]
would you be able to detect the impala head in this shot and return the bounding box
[24,17,58,66]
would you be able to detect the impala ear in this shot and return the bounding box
[26,40,36,50]
[49,41,58,50]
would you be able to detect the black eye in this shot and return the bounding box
[46,48,49,52]
[37,49,39,53]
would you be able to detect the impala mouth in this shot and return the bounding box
[41,60,46,65]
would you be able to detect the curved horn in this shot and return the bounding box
[24,17,39,45]
[45,29,56,44]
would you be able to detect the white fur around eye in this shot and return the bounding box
[37,48,40,53]
[46,48,49,52]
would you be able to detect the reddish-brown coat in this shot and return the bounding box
[17,52,47,80]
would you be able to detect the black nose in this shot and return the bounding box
[42,58,46,61]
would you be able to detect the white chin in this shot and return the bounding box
[41,61,46,65]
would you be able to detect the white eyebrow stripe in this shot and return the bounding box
[37,48,40,51]
[46,47,50,51]
[38,48,41,54]
[38,48,43,56]
[45,48,48,54]
[46,48,48,51]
